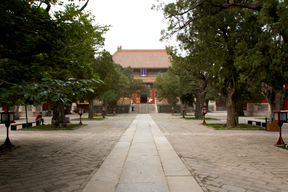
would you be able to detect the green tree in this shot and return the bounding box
[234,1,288,118]
[167,47,210,118]
[158,0,268,126]
[0,0,108,128]
[99,64,149,110]
[157,0,288,122]
[85,50,119,119]
[154,69,181,106]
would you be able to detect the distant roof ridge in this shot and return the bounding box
[112,48,168,57]
[115,45,170,51]
[116,49,167,52]
[113,46,171,69]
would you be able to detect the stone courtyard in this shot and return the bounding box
[0,112,287,192]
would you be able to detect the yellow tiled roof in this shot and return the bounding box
[112,48,171,69]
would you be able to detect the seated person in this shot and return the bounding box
[35,112,45,125]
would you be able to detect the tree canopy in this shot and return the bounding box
[99,64,149,108]
[0,0,109,128]
[155,0,288,126]
[0,0,108,109]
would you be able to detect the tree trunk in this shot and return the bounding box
[224,79,239,127]
[205,99,209,111]
[51,103,68,127]
[88,99,93,119]
[264,88,285,119]
[59,105,66,127]
[108,101,117,114]
[194,91,206,118]
[66,105,72,114]
[225,96,238,127]
[47,102,52,116]
[15,106,20,120]
[10,106,20,120]
[236,101,244,116]
[105,103,108,115]
[51,103,58,127]
[274,90,285,110]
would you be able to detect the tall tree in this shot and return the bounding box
[154,69,181,106]
[86,50,119,119]
[157,0,270,127]
[0,1,108,127]
[99,64,149,110]
[167,47,210,118]
[157,0,288,122]
[234,1,288,118]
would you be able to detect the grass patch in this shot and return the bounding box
[202,124,265,130]
[173,114,194,116]
[72,118,105,121]
[106,114,117,116]
[255,118,271,121]
[27,124,82,130]
[185,117,219,120]
[277,146,288,150]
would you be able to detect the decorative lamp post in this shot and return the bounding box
[113,107,116,116]
[102,107,106,118]
[1,110,15,146]
[273,110,288,146]
[78,108,83,124]
[172,107,174,115]
[182,107,186,118]
[202,107,207,124]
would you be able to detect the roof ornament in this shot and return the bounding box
[117,46,122,50]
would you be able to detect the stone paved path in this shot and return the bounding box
[151,113,288,192]
[82,114,202,192]
[1,112,288,192]
[0,114,136,192]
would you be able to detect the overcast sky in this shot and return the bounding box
[56,0,177,54]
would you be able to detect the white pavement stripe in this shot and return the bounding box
[116,114,169,192]
[82,116,138,192]
[82,114,203,192]
[148,115,203,192]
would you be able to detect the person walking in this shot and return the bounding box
[131,103,134,111]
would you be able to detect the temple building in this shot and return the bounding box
[112,46,171,104]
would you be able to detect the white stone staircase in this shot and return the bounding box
[135,104,156,114]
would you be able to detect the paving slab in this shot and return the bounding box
[0,113,137,192]
[166,176,203,192]
[82,114,203,192]
[150,112,288,192]
[116,183,170,192]
[3,111,284,192]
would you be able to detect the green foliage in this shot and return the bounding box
[19,77,100,106]
[83,50,119,102]
[158,0,287,126]
[154,69,181,105]
[202,124,265,130]
[72,118,105,120]
[0,0,108,107]
[28,124,82,130]
[184,117,219,120]
[99,64,149,105]
[158,0,288,115]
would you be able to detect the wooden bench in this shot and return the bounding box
[248,120,263,127]
[11,122,36,130]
